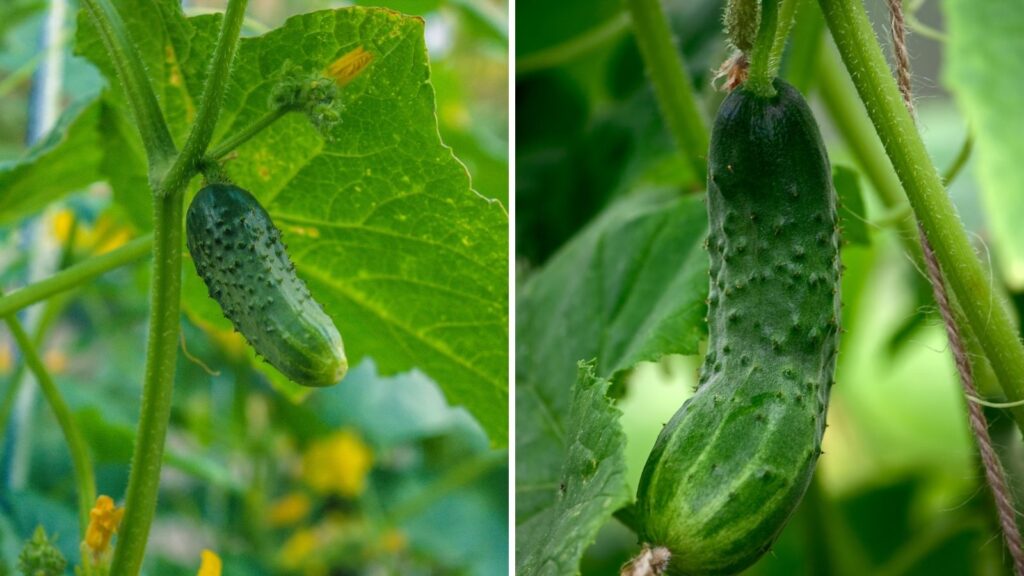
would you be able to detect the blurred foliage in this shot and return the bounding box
[0,0,507,574]
[516,0,1024,574]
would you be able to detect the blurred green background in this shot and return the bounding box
[516,0,1024,574]
[0,0,507,574]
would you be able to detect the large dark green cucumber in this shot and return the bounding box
[635,78,840,575]
[186,184,347,387]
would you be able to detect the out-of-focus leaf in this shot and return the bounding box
[308,359,472,447]
[0,0,45,46]
[516,0,622,59]
[833,165,869,246]
[0,98,102,223]
[515,361,630,576]
[76,407,244,491]
[943,0,1024,288]
[77,3,509,444]
[516,1,720,264]
[1,491,79,564]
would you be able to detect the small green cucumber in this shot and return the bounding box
[186,183,347,387]
[635,78,840,575]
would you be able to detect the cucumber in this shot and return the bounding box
[186,183,347,387]
[634,78,840,575]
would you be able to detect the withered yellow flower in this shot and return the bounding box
[326,46,374,87]
[85,495,124,556]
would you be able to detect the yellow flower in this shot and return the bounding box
[84,495,124,557]
[302,430,374,497]
[268,492,312,527]
[44,349,68,374]
[0,341,12,374]
[279,528,319,570]
[51,209,75,243]
[50,210,135,255]
[197,549,222,576]
[325,46,373,87]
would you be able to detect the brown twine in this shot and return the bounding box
[885,0,1024,572]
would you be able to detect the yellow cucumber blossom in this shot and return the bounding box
[302,429,374,497]
[197,549,222,576]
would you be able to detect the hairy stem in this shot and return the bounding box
[5,316,95,534]
[624,0,709,185]
[0,236,152,318]
[770,0,800,72]
[160,0,249,196]
[206,105,291,161]
[816,0,1024,434]
[103,1,248,573]
[746,0,779,96]
[942,132,973,185]
[79,0,176,180]
[107,195,183,576]
[883,0,1024,570]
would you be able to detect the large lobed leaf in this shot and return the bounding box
[75,3,509,443]
[516,189,708,574]
[943,0,1024,288]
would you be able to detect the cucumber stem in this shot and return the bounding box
[4,315,96,534]
[103,1,249,573]
[817,0,1024,436]
[79,0,176,183]
[769,0,800,75]
[206,105,291,161]
[624,0,709,185]
[745,0,779,96]
[0,236,153,319]
[159,0,250,197]
[107,194,183,576]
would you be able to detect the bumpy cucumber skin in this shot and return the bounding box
[635,79,840,575]
[186,184,347,387]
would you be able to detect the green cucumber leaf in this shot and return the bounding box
[75,3,508,444]
[516,189,708,574]
[943,0,1024,288]
[0,98,103,224]
[515,361,630,576]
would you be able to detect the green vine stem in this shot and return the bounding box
[942,132,973,185]
[69,0,253,573]
[783,0,825,92]
[160,0,249,196]
[206,105,291,161]
[624,0,709,185]
[769,0,800,73]
[107,195,183,576]
[0,236,152,318]
[0,292,75,449]
[4,315,95,534]
[817,47,1003,406]
[79,0,176,181]
[745,0,779,96]
[817,0,1024,433]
